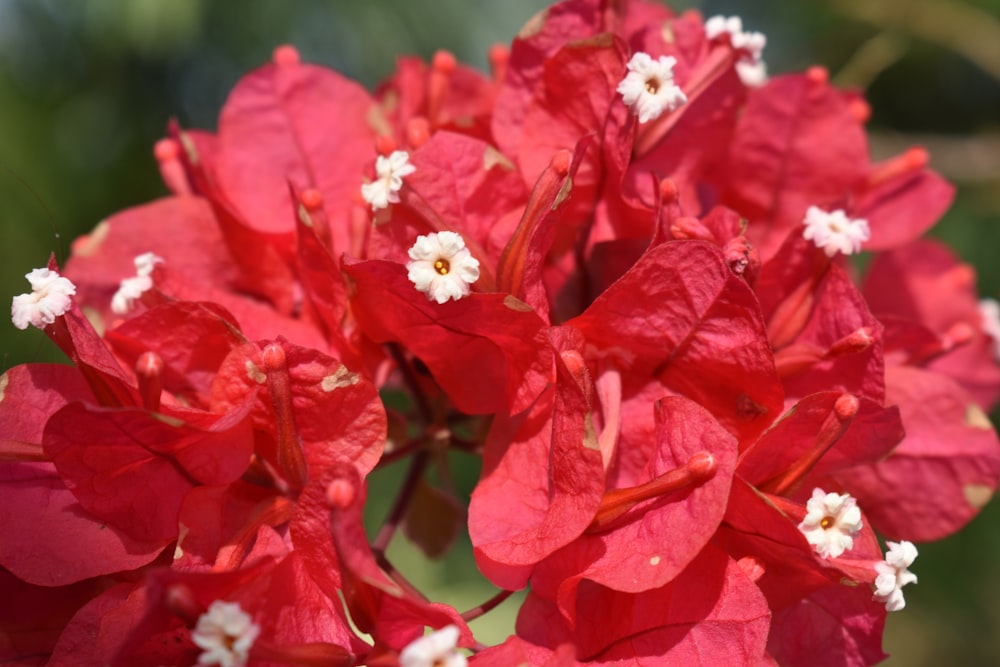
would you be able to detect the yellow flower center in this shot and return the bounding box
[820,516,835,530]
[645,77,660,94]
[434,259,450,275]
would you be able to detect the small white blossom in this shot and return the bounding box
[11,268,76,330]
[191,600,260,667]
[133,251,163,276]
[802,206,871,257]
[617,52,687,124]
[407,231,480,304]
[980,298,1000,361]
[735,60,768,88]
[874,540,919,612]
[798,488,864,559]
[399,625,467,667]
[361,150,416,211]
[704,15,768,87]
[111,252,163,314]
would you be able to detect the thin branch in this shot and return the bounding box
[832,0,1000,83]
[372,450,430,555]
[460,589,516,622]
[374,552,429,602]
[833,30,910,89]
[868,131,1000,184]
[387,343,435,425]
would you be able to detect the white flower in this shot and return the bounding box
[399,625,467,667]
[191,600,260,667]
[407,231,480,304]
[736,59,768,88]
[11,267,76,330]
[802,206,871,257]
[798,488,864,559]
[980,298,1000,361]
[111,252,163,314]
[361,150,416,211]
[133,251,163,276]
[874,540,919,612]
[617,52,687,124]
[704,15,768,87]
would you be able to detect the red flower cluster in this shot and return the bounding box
[4,1,1000,665]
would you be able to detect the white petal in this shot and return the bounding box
[10,268,76,330]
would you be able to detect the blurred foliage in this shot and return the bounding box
[2,0,1000,663]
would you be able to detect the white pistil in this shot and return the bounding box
[399,625,467,667]
[704,15,768,87]
[798,488,864,559]
[111,252,163,314]
[407,231,480,304]
[801,206,871,257]
[874,540,919,612]
[979,298,1000,361]
[11,267,76,330]
[191,600,260,667]
[617,52,687,124]
[361,150,416,211]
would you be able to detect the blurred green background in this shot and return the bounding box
[2,0,1000,663]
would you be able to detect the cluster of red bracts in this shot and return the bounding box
[4,0,1000,665]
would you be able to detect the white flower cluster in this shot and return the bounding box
[11,267,77,330]
[399,625,467,667]
[407,231,480,304]
[617,52,687,124]
[797,488,864,559]
[704,15,768,87]
[191,600,260,667]
[802,206,871,257]
[874,540,919,612]
[361,150,417,211]
[111,252,163,314]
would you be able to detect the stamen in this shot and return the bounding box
[588,452,717,532]
[659,178,679,203]
[850,98,871,123]
[164,583,203,626]
[759,394,859,497]
[904,321,975,366]
[295,187,331,247]
[670,216,716,242]
[434,259,450,275]
[551,149,572,177]
[406,117,431,149]
[767,275,821,350]
[427,49,456,128]
[325,477,355,509]
[135,351,164,412]
[154,138,192,196]
[272,44,301,67]
[262,343,308,492]
[736,555,766,582]
[827,326,875,357]
[153,138,179,162]
[375,134,398,156]
[806,65,829,84]
[299,188,323,211]
[488,43,510,83]
[866,147,929,188]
